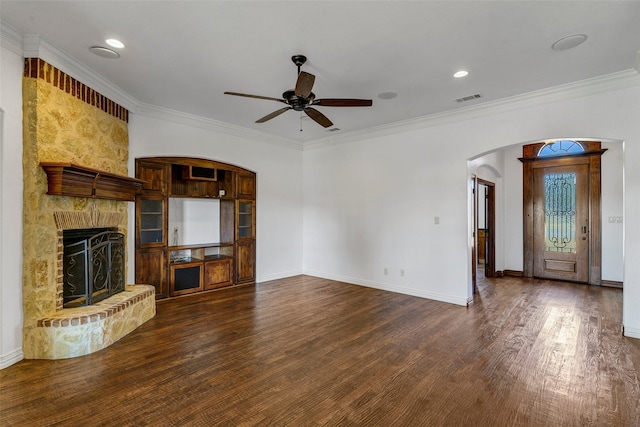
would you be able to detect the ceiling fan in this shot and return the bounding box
[224,55,372,128]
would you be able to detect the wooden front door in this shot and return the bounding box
[533,164,589,282]
[521,140,606,285]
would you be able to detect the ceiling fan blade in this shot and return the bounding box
[224,92,285,103]
[295,71,315,98]
[304,107,333,128]
[313,98,373,107]
[255,107,292,123]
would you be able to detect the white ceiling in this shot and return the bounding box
[2,1,640,144]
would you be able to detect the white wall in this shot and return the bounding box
[0,45,25,367]
[502,144,525,271]
[303,125,472,305]
[303,76,640,340]
[601,141,624,282]
[127,113,304,284]
[168,198,221,246]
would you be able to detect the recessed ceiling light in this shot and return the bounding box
[453,70,469,78]
[89,46,120,59]
[105,38,125,49]
[551,34,588,51]
[377,91,398,100]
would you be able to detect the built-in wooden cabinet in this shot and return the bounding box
[235,199,256,285]
[236,200,256,239]
[136,195,166,247]
[135,248,168,299]
[236,172,256,199]
[135,157,256,299]
[170,262,204,296]
[205,257,234,290]
[136,160,168,194]
[236,239,256,285]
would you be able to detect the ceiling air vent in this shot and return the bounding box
[455,93,482,103]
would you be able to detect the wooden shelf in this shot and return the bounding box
[168,242,234,251]
[41,162,145,201]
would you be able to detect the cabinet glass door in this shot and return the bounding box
[237,201,254,238]
[140,198,165,244]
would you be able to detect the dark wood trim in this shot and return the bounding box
[477,178,496,278]
[601,280,623,289]
[503,269,524,277]
[135,156,254,174]
[40,163,144,201]
[519,149,608,163]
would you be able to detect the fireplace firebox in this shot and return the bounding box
[63,228,125,308]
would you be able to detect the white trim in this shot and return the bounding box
[303,70,640,151]
[257,270,304,283]
[623,326,640,340]
[0,348,24,370]
[134,103,303,151]
[0,22,23,56]
[303,270,468,306]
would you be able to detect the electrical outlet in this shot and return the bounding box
[384,268,388,275]
[400,269,405,277]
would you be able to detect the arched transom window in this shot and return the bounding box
[538,139,585,157]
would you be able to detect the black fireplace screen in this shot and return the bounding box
[63,229,125,308]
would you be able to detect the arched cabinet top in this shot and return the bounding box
[135,156,255,174]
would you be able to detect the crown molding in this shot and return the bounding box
[303,70,640,151]
[18,33,138,112]
[0,21,23,56]
[134,103,303,151]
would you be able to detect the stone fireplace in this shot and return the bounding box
[21,58,155,359]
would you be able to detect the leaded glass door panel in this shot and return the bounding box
[533,164,589,282]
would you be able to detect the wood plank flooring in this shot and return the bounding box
[2,274,639,426]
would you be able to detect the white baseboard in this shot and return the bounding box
[257,270,303,283]
[303,270,468,306]
[623,326,640,340]
[0,347,24,370]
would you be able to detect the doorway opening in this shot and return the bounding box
[472,175,496,293]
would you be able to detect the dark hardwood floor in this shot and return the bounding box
[2,274,639,426]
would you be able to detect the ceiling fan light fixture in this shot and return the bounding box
[225,55,372,129]
[453,70,469,79]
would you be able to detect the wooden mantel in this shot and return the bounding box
[40,162,145,202]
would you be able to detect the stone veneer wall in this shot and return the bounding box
[21,58,154,359]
